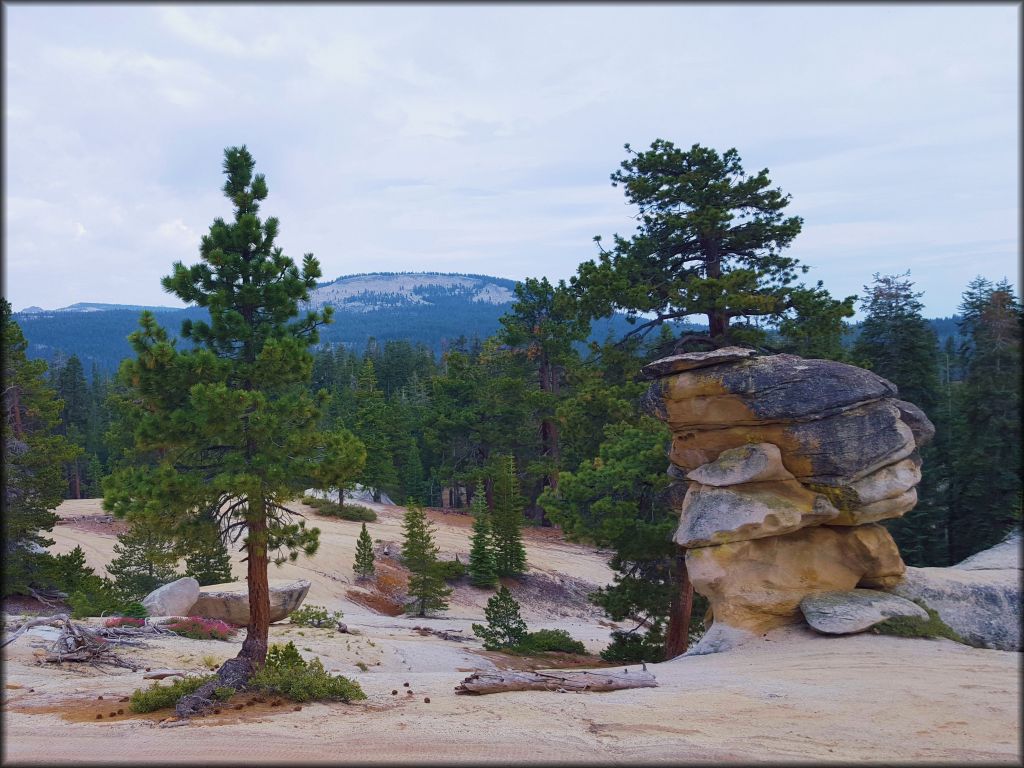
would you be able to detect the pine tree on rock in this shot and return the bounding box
[353,522,376,579]
[400,501,451,616]
[491,456,528,577]
[183,522,236,586]
[467,492,498,588]
[471,586,527,650]
[106,520,182,601]
[102,147,335,711]
[2,299,82,597]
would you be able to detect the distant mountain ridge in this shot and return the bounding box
[12,271,964,377]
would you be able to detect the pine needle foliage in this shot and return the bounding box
[353,522,376,579]
[400,501,451,616]
[467,493,498,588]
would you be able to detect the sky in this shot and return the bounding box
[4,3,1020,317]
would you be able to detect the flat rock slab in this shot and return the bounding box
[800,589,927,635]
[953,530,1021,571]
[886,565,1020,650]
[641,347,758,378]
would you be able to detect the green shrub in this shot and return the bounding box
[129,675,215,713]
[288,604,344,628]
[67,581,147,620]
[213,686,235,701]
[516,628,586,655]
[301,495,330,509]
[600,629,665,664]
[436,559,468,582]
[870,602,968,644]
[249,641,366,703]
[313,502,377,522]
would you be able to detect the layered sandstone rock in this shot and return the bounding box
[642,349,934,652]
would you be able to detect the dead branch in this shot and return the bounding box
[2,614,69,648]
[454,668,657,695]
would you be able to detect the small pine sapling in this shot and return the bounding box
[472,586,527,650]
[353,522,376,579]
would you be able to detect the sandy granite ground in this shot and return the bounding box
[2,499,1020,764]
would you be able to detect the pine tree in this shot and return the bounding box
[354,358,400,501]
[949,277,1022,561]
[491,456,527,577]
[103,146,333,684]
[106,520,182,601]
[851,272,946,565]
[53,354,90,499]
[2,299,82,596]
[400,501,451,616]
[183,523,236,586]
[467,492,498,588]
[571,140,854,344]
[308,428,366,507]
[353,522,375,579]
[471,586,527,650]
[853,272,940,413]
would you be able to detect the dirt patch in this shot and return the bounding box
[346,589,404,617]
[3,595,71,615]
[56,515,130,537]
[9,690,319,726]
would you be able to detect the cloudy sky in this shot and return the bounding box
[5,4,1019,317]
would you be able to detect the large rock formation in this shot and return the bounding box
[642,348,934,654]
[185,579,311,625]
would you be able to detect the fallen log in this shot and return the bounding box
[454,668,657,695]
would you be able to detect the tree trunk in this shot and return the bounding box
[239,506,270,666]
[455,668,657,695]
[663,551,693,660]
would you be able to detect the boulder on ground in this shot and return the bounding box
[675,479,838,548]
[886,563,1020,651]
[142,577,200,618]
[186,579,310,625]
[799,589,928,635]
[685,443,794,487]
[685,524,905,634]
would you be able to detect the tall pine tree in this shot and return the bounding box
[467,492,498,588]
[851,272,946,565]
[103,147,334,707]
[949,277,1022,561]
[400,501,450,616]
[2,299,81,596]
[491,455,527,577]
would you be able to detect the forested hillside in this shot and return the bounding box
[15,274,962,377]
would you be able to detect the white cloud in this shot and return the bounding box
[3,4,1018,315]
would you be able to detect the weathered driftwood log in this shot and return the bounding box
[1,614,69,648]
[454,669,657,695]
